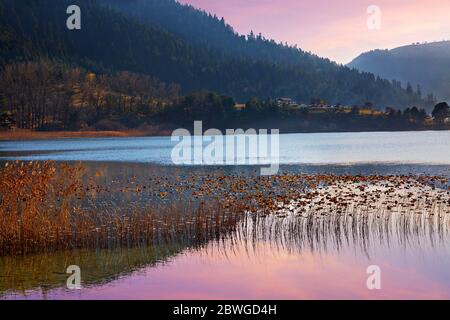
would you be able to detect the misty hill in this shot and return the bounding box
[348,41,450,102]
[0,0,425,108]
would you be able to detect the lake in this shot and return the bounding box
[1,130,450,300]
[1,130,450,165]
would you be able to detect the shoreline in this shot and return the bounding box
[1,127,449,141]
[0,129,171,141]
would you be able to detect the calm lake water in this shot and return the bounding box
[1,130,450,165]
[1,130,450,300]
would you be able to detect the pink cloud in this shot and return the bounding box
[179,0,450,63]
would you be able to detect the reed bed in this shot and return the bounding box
[0,161,242,256]
[1,161,449,257]
[260,176,450,255]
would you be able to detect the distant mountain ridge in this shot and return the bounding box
[348,41,450,102]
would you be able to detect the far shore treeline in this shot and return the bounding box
[1,60,449,134]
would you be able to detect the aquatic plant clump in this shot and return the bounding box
[0,161,242,256]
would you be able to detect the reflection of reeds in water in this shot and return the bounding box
[210,180,450,259]
[0,243,185,296]
[227,210,450,258]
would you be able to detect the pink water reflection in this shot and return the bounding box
[10,238,450,300]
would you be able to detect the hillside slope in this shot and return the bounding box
[101,0,333,68]
[0,0,425,107]
[348,41,450,102]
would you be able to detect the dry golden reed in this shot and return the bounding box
[2,161,448,257]
[0,161,241,256]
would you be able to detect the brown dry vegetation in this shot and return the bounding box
[0,129,171,141]
[0,161,241,256]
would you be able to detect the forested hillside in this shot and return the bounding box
[0,0,426,107]
[101,0,332,67]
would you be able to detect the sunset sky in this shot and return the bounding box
[179,0,450,64]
